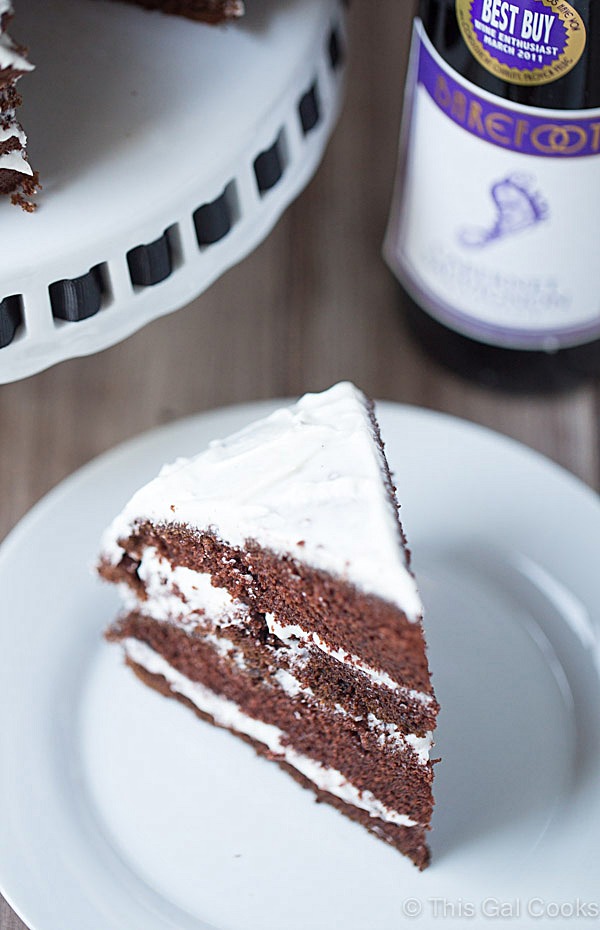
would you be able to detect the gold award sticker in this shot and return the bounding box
[456,0,587,86]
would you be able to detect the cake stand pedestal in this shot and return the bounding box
[0,0,346,382]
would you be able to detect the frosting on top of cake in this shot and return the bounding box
[102,383,423,619]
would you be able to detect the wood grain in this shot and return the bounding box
[1,1,598,927]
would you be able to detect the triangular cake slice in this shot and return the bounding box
[98,382,439,869]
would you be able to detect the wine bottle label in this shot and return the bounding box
[456,0,586,87]
[384,20,600,350]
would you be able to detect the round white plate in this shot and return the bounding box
[1,401,599,930]
[0,0,345,382]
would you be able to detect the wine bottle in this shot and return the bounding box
[384,0,600,391]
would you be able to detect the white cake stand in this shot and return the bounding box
[0,0,346,383]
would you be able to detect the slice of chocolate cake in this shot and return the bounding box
[98,383,439,869]
[0,1,36,209]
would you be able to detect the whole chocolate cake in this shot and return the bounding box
[0,0,245,207]
[0,0,36,208]
[98,383,439,869]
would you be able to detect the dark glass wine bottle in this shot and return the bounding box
[384,0,600,391]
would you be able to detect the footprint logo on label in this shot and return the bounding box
[459,175,548,249]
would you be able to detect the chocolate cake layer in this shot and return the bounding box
[109,613,435,824]
[101,525,436,697]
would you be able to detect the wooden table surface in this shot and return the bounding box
[1,2,599,927]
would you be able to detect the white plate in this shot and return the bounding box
[1,401,600,930]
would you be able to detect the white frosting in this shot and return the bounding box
[405,732,435,765]
[0,120,31,176]
[273,667,308,698]
[0,147,32,175]
[133,546,246,627]
[101,383,423,620]
[0,122,25,144]
[367,714,433,764]
[123,638,420,828]
[0,32,33,73]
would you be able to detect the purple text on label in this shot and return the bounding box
[418,35,600,158]
[469,0,568,71]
